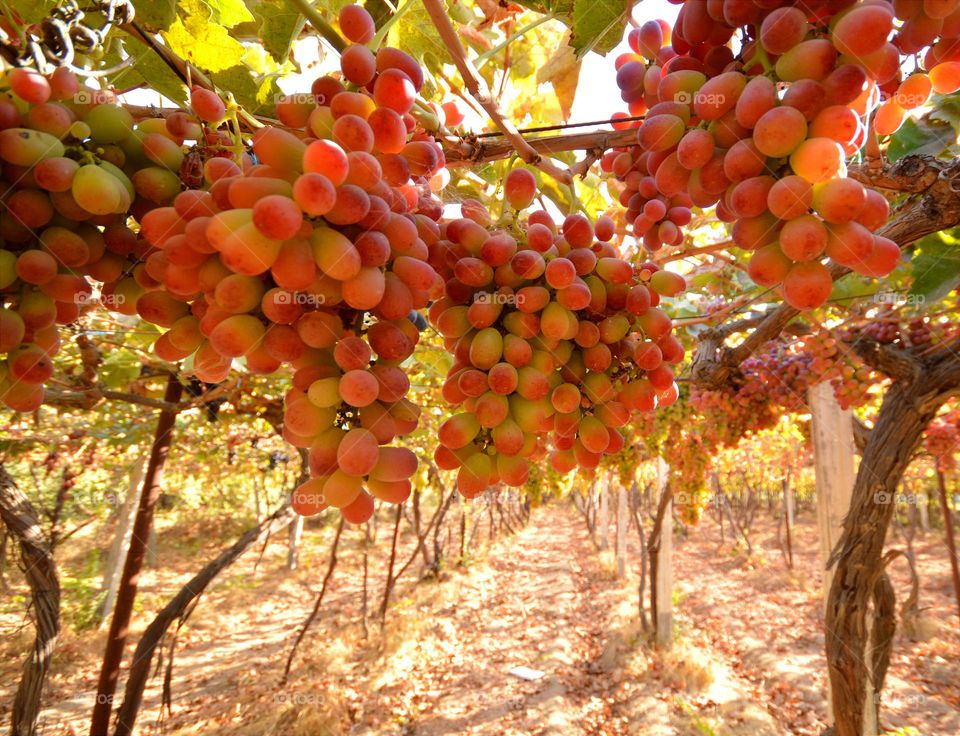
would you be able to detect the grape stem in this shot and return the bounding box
[285,0,347,53]
[744,41,773,74]
[421,0,573,185]
[369,0,415,51]
[475,13,555,69]
[120,21,263,131]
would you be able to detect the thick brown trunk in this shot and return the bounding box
[825,362,959,736]
[114,502,296,736]
[0,467,61,736]
[90,374,183,736]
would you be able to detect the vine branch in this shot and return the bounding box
[446,126,637,168]
[286,0,347,53]
[691,154,960,391]
[421,0,573,184]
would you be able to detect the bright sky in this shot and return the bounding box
[125,1,682,133]
[569,0,680,126]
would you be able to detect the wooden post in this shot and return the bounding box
[616,483,627,578]
[655,457,672,646]
[808,382,861,727]
[936,469,960,624]
[809,382,857,601]
[97,452,148,623]
[287,514,304,570]
[919,488,931,531]
[598,478,609,550]
[784,477,795,569]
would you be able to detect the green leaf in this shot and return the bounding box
[928,93,960,130]
[128,0,178,30]
[387,0,446,66]
[18,1,59,24]
[511,1,575,14]
[570,0,627,57]
[365,0,396,27]
[251,0,306,62]
[99,350,143,391]
[538,173,575,214]
[122,37,189,105]
[909,231,960,303]
[209,65,283,115]
[886,117,956,162]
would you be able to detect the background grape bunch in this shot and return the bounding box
[605,0,960,310]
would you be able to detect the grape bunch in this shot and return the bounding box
[426,168,686,498]
[1,4,448,526]
[799,331,875,410]
[0,66,182,411]
[604,0,960,310]
[132,6,446,525]
[925,406,960,471]
[861,318,901,344]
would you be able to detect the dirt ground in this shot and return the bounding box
[2,500,958,735]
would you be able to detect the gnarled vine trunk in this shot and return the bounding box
[113,501,297,736]
[90,374,183,736]
[825,351,960,736]
[0,466,61,736]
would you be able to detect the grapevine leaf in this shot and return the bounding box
[129,0,178,31]
[927,92,960,135]
[203,0,255,27]
[17,1,58,24]
[387,1,446,67]
[209,65,282,115]
[253,0,305,63]
[538,174,574,214]
[570,0,628,57]
[909,231,960,303]
[365,0,395,27]
[511,1,575,15]
[537,41,581,121]
[830,274,881,306]
[117,36,189,105]
[163,0,247,73]
[511,0,621,56]
[886,117,956,162]
[99,351,144,391]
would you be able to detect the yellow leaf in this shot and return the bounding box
[164,4,246,73]
[537,41,581,121]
